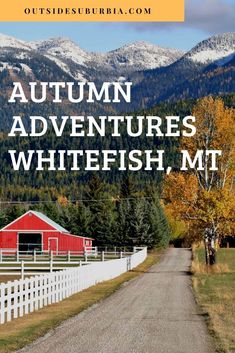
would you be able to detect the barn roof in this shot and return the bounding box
[31,211,69,233]
[0,210,69,233]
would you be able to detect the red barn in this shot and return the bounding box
[0,210,93,253]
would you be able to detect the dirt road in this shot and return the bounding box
[18,248,215,353]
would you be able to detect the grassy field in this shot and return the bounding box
[0,249,164,353]
[192,248,235,353]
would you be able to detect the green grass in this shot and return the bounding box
[192,248,235,353]
[0,249,164,353]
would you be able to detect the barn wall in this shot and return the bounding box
[43,232,92,251]
[0,231,17,249]
[0,231,92,251]
[42,232,90,252]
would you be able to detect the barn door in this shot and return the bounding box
[48,238,58,255]
[18,233,42,253]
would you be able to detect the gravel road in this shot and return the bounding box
[17,248,215,353]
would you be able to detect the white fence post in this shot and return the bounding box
[68,251,71,262]
[50,253,53,273]
[0,250,2,263]
[127,257,131,271]
[21,261,24,280]
[33,250,36,262]
[101,251,105,262]
[16,250,19,262]
[0,284,5,324]
[84,251,88,262]
[13,280,18,318]
[6,282,12,322]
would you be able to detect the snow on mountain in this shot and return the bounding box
[0,62,34,78]
[102,41,184,71]
[31,37,91,66]
[28,38,184,79]
[0,33,31,50]
[214,52,235,67]
[0,32,234,82]
[185,33,235,64]
[0,62,19,72]
[30,39,183,72]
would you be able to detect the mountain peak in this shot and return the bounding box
[111,40,183,53]
[0,33,31,50]
[30,37,82,51]
[117,41,161,50]
[31,37,90,66]
[105,41,184,71]
[185,32,235,64]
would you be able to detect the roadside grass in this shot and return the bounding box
[0,249,164,353]
[192,248,235,353]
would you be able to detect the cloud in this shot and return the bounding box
[127,0,235,34]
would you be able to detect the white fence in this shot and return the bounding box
[0,247,98,262]
[0,250,135,279]
[0,247,147,324]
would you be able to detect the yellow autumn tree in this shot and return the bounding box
[57,196,69,207]
[164,97,235,246]
[181,96,235,191]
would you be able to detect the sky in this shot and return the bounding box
[0,0,234,52]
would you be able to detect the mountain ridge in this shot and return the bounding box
[0,32,234,122]
[0,32,234,82]
[183,32,235,64]
[0,34,184,75]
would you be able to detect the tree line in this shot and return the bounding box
[0,175,170,248]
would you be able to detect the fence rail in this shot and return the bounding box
[0,247,98,262]
[0,249,135,279]
[0,247,147,324]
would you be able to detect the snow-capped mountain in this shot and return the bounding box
[99,41,184,71]
[0,32,234,77]
[31,37,92,66]
[0,32,234,116]
[0,34,33,75]
[0,35,181,80]
[30,37,92,80]
[125,32,235,111]
[30,38,184,76]
[0,33,31,50]
[184,33,235,64]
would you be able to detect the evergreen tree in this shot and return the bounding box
[3,205,26,226]
[120,175,136,198]
[84,175,115,246]
[68,203,92,237]
[130,199,150,246]
[148,197,170,247]
[115,200,132,246]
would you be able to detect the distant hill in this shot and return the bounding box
[127,33,235,110]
